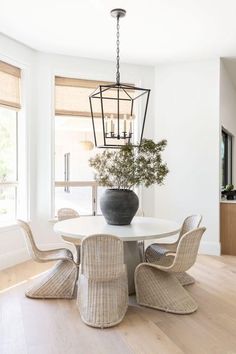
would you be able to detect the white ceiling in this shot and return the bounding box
[1,0,236,65]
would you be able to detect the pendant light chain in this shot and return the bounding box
[89,8,150,148]
[116,15,120,84]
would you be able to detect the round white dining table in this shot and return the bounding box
[54,216,180,294]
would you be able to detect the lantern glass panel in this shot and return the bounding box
[90,84,150,148]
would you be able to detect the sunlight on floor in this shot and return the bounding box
[0,260,53,291]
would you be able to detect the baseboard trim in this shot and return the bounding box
[0,248,30,271]
[199,241,221,256]
[0,242,75,270]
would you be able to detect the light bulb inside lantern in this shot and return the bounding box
[123,114,127,132]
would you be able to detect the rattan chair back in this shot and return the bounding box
[17,219,42,261]
[80,234,124,281]
[170,227,206,273]
[58,208,79,221]
[178,215,202,240]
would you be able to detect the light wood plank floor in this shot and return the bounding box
[0,255,236,354]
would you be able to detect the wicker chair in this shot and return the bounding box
[57,208,80,264]
[57,208,79,221]
[135,227,206,314]
[145,214,202,285]
[77,234,128,328]
[17,220,78,299]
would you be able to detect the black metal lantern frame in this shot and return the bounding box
[89,8,151,148]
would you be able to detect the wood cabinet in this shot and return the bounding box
[220,202,236,255]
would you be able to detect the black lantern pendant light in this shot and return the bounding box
[89,8,151,148]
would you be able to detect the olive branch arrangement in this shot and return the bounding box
[89,139,169,190]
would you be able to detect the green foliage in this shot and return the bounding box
[225,184,234,192]
[89,139,169,190]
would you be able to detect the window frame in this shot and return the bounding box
[52,73,143,219]
[0,107,19,221]
[53,112,101,217]
[52,75,107,218]
[0,56,29,227]
[54,180,98,216]
[222,128,233,188]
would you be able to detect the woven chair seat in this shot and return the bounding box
[154,254,174,266]
[146,255,195,286]
[144,215,202,264]
[145,244,172,263]
[144,215,203,288]
[37,248,74,262]
[135,227,206,314]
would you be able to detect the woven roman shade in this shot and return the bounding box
[55,76,134,118]
[0,60,21,110]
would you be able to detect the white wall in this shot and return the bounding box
[0,35,156,269]
[0,34,37,269]
[220,61,236,184]
[154,60,221,255]
[34,52,155,245]
[0,34,223,270]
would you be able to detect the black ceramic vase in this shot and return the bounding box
[100,189,139,225]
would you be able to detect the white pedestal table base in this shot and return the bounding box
[124,241,141,294]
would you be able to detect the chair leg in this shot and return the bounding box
[25,260,78,299]
[135,264,198,314]
[175,272,195,286]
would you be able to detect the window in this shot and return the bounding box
[221,129,233,188]
[54,115,102,215]
[54,77,107,216]
[54,76,136,217]
[0,107,18,221]
[0,61,21,223]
